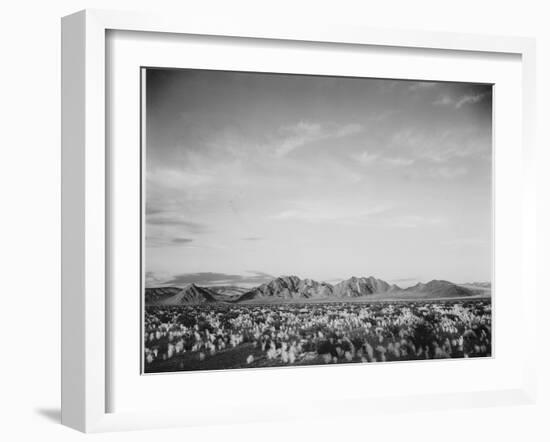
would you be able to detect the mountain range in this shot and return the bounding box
[145,275,490,305]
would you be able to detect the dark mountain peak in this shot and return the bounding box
[145,286,180,293]
[277,275,301,284]
[238,275,332,302]
[145,283,218,305]
[144,286,182,304]
[404,279,475,298]
[333,276,392,297]
[286,274,301,280]
[184,282,202,291]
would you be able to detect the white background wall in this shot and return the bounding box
[0,0,548,440]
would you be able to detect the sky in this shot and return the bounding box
[144,68,492,288]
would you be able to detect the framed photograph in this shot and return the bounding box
[142,68,494,375]
[61,9,537,432]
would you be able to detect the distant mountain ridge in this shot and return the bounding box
[238,275,333,302]
[458,281,492,296]
[145,284,218,305]
[333,276,397,297]
[461,281,491,289]
[146,275,486,305]
[403,280,474,298]
[144,287,182,304]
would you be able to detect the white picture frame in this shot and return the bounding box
[61,9,537,433]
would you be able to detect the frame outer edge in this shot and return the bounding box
[62,9,108,433]
[521,39,537,403]
[89,8,532,55]
[61,10,87,432]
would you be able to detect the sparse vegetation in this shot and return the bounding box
[144,299,491,373]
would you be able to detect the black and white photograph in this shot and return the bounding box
[143,68,493,373]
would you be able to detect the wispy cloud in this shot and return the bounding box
[442,237,489,247]
[390,277,421,283]
[172,237,194,244]
[147,168,213,190]
[146,216,210,233]
[385,157,415,166]
[352,151,380,165]
[273,121,363,157]
[408,81,438,91]
[145,271,173,286]
[390,215,443,229]
[432,95,454,107]
[433,92,488,109]
[273,121,322,157]
[146,235,195,248]
[352,150,414,167]
[145,207,163,216]
[430,166,468,179]
[272,201,392,224]
[455,93,488,109]
[390,128,490,164]
[334,123,363,137]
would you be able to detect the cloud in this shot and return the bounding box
[351,151,414,167]
[352,151,380,165]
[385,157,415,167]
[273,121,363,157]
[145,206,163,215]
[146,216,210,233]
[165,271,274,287]
[390,127,491,164]
[145,159,245,207]
[334,123,363,137]
[390,215,443,228]
[390,277,420,283]
[430,166,468,179]
[408,81,438,91]
[147,168,213,190]
[145,271,173,286]
[145,236,171,248]
[274,121,322,157]
[242,237,263,241]
[272,201,392,224]
[442,237,489,247]
[172,237,194,244]
[432,95,454,106]
[146,235,195,248]
[246,270,274,278]
[455,93,487,109]
[433,92,488,109]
